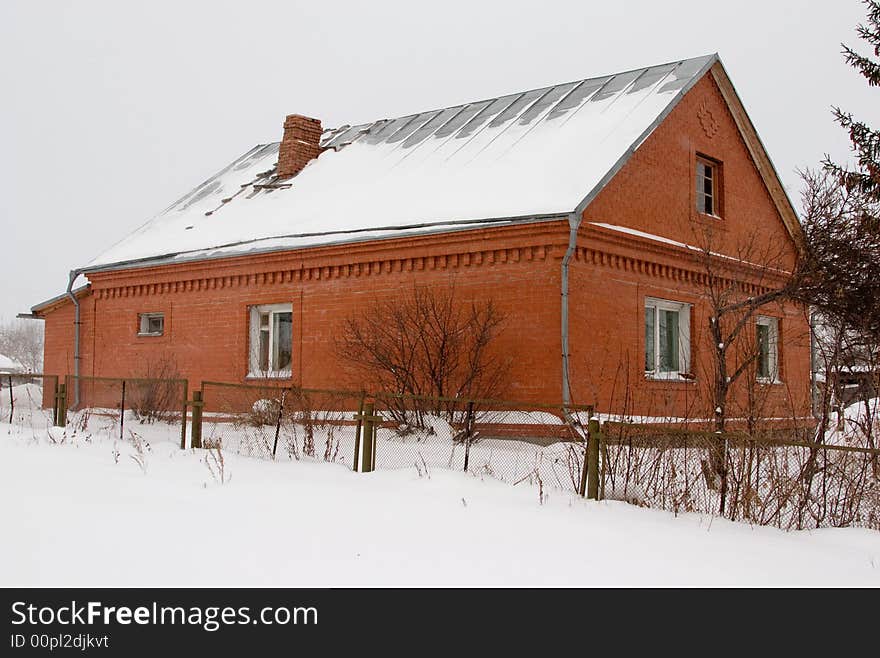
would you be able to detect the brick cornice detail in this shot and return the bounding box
[91,244,553,300]
[87,215,782,301]
[574,245,772,298]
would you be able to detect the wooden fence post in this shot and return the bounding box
[370,413,377,472]
[361,402,375,473]
[55,382,67,427]
[51,377,58,427]
[578,437,589,498]
[587,418,601,500]
[7,374,13,424]
[190,390,203,449]
[352,394,365,472]
[119,379,126,440]
[463,400,475,473]
[179,380,189,451]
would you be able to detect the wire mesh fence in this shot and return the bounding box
[201,381,363,466]
[196,382,595,489]
[6,370,878,531]
[63,375,188,447]
[599,423,880,530]
[0,373,58,427]
[369,392,593,489]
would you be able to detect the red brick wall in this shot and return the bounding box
[48,224,568,408]
[584,74,798,269]
[569,73,811,420]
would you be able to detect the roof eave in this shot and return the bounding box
[30,284,91,316]
[79,213,571,276]
[707,60,805,251]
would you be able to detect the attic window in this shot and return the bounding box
[138,313,164,337]
[696,156,721,217]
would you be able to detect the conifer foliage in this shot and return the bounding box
[798,2,880,337]
[824,0,880,199]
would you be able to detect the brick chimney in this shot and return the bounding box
[277,114,323,179]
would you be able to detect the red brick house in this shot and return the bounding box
[31,54,811,420]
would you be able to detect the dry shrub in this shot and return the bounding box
[338,285,509,428]
[129,355,183,424]
[204,446,228,484]
[600,423,880,529]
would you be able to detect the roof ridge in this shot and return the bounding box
[323,53,717,136]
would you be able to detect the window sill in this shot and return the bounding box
[136,332,164,337]
[644,373,697,383]
[692,212,727,229]
[245,372,293,380]
[757,378,783,386]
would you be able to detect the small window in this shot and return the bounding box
[645,298,691,379]
[138,313,164,336]
[756,316,780,382]
[696,156,720,216]
[249,303,293,376]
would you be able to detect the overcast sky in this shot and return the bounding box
[1,0,877,321]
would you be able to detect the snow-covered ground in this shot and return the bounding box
[2,412,879,587]
[822,397,880,448]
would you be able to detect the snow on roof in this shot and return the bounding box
[590,222,692,250]
[85,55,717,271]
[0,354,24,374]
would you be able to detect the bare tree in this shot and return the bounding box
[690,226,799,432]
[685,224,804,511]
[0,319,44,372]
[798,169,880,333]
[337,285,509,423]
[128,353,184,423]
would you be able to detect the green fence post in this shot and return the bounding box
[119,379,126,440]
[587,418,601,500]
[56,382,67,427]
[361,402,375,473]
[51,377,59,427]
[190,390,203,449]
[352,394,365,472]
[370,413,377,472]
[179,380,189,450]
[578,436,589,498]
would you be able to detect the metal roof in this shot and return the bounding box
[85,54,718,272]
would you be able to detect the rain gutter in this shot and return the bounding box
[559,54,718,408]
[561,213,579,407]
[66,269,82,407]
[79,213,567,275]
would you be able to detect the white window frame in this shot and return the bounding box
[644,298,691,380]
[696,157,720,217]
[756,316,780,383]
[248,303,293,378]
[137,313,164,337]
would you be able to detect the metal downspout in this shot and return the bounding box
[561,213,580,407]
[66,270,82,408]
